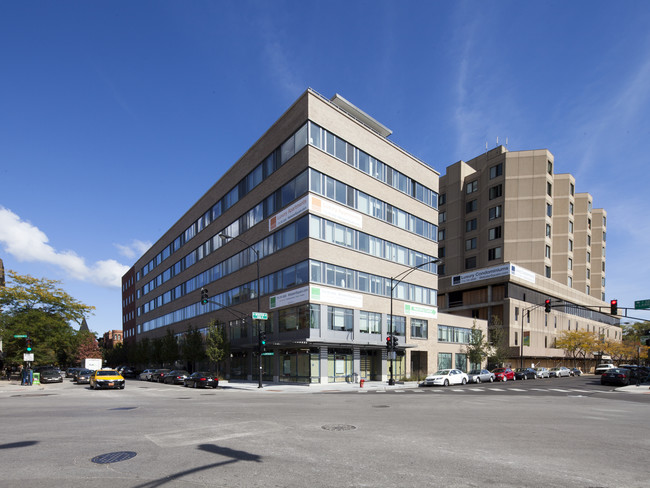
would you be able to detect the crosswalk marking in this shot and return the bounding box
[549,388,569,392]
[509,388,526,391]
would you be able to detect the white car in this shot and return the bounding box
[549,366,571,377]
[138,369,156,381]
[534,367,550,378]
[423,369,469,387]
[594,364,616,375]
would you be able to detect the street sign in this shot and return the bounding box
[13,334,28,338]
[261,352,274,356]
[634,299,650,310]
[23,353,34,361]
[252,312,268,320]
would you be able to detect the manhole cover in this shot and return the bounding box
[109,407,138,411]
[321,424,357,431]
[91,451,137,464]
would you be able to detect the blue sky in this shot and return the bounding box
[2,1,650,336]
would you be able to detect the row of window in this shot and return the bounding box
[308,121,438,208]
[310,169,438,241]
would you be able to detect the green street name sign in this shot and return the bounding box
[252,312,268,320]
[261,352,274,356]
[13,334,28,338]
[634,299,650,310]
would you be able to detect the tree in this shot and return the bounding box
[181,326,206,372]
[486,316,510,368]
[555,330,598,369]
[76,334,101,363]
[463,321,490,369]
[0,271,94,367]
[205,320,229,374]
[160,329,178,366]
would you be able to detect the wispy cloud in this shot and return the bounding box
[0,206,129,288]
[115,239,151,260]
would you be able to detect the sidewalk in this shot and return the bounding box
[220,379,415,393]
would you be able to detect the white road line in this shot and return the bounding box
[549,388,569,392]
[451,389,464,392]
[509,388,526,391]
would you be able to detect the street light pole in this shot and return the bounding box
[219,233,263,389]
[389,258,440,386]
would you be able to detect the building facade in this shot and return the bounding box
[437,146,620,370]
[123,89,488,383]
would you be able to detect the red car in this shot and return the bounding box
[491,368,515,382]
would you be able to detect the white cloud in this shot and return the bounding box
[0,206,129,288]
[115,239,151,259]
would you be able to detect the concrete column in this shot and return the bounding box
[319,346,328,384]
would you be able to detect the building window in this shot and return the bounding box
[547,160,553,175]
[545,266,551,278]
[488,226,502,240]
[587,252,591,263]
[603,216,607,227]
[569,239,573,251]
[546,203,553,217]
[438,229,446,241]
[466,180,478,194]
[359,311,382,334]
[569,221,574,233]
[438,325,472,344]
[603,231,606,242]
[466,218,477,232]
[515,307,519,321]
[568,276,572,287]
[489,184,503,200]
[439,193,446,206]
[547,181,553,196]
[545,245,551,258]
[587,268,590,279]
[569,202,574,215]
[439,246,445,258]
[514,331,518,346]
[586,285,590,295]
[465,238,477,251]
[439,211,446,224]
[545,336,548,348]
[387,315,406,336]
[587,235,591,246]
[568,258,573,270]
[465,256,477,269]
[489,163,503,179]
[546,224,552,237]
[489,205,502,220]
[438,353,452,370]
[570,183,575,196]
[411,318,428,339]
[438,264,445,275]
[466,199,478,214]
[588,218,592,230]
[328,307,353,331]
[488,247,502,260]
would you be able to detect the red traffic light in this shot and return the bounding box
[610,299,618,315]
[544,299,551,313]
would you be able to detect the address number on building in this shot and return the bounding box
[252,312,268,320]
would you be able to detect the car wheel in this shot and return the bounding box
[503,377,507,382]
[193,382,197,389]
[120,384,125,390]
[489,377,494,383]
[444,379,449,387]
[462,378,467,385]
[476,377,481,384]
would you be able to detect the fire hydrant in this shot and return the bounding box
[360,379,365,388]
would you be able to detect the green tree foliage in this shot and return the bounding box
[181,326,206,371]
[0,271,94,367]
[463,321,490,368]
[555,330,598,368]
[205,320,229,374]
[160,329,178,366]
[486,316,510,368]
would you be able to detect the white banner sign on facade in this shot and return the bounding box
[269,286,310,309]
[451,263,536,286]
[269,195,309,232]
[310,285,363,308]
[309,195,363,229]
[404,303,438,319]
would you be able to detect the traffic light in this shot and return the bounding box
[200,288,209,305]
[26,338,32,352]
[259,330,266,352]
[610,299,618,315]
[544,299,551,313]
[386,336,392,350]
[393,336,399,348]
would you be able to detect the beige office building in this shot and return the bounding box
[437,146,620,370]
[124,89,488,384]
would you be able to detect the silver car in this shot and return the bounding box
[549,366,571,377]
[534,367,550,378]
[467,369,495,383]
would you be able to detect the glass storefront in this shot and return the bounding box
[328,348,353,382]
[279,349,320,383]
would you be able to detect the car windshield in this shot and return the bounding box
[194,372,211,377]
[79,369,92,374]
[434,370,450,376]
[468,370,481,375]
[97,370,119,377]
[492,369,505,373]
[550,368,559,371]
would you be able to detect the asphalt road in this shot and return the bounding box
[1,376,648,488]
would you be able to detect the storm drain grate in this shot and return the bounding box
[91,451,137,464]
[321,424,357,431]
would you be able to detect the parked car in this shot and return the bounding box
[66,367,81,378]
[534,367,550,378]
[139,369,156,381]
[422,369,469,387]
[184,371,219,388]
[74,369,92,384]
[491,368,515,382]
[120,367,137,379]
[39,368,64,383]
[549,366,571,377]
[150,369,171,382]
[90,369,125,390]
[514,368,537,380]
[600,368,631,386]
[570,368,583,376]
[466,369,494,383]
[594,364,616,375]
[162,370,189,385]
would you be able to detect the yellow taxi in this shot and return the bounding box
[89,369,125,390]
